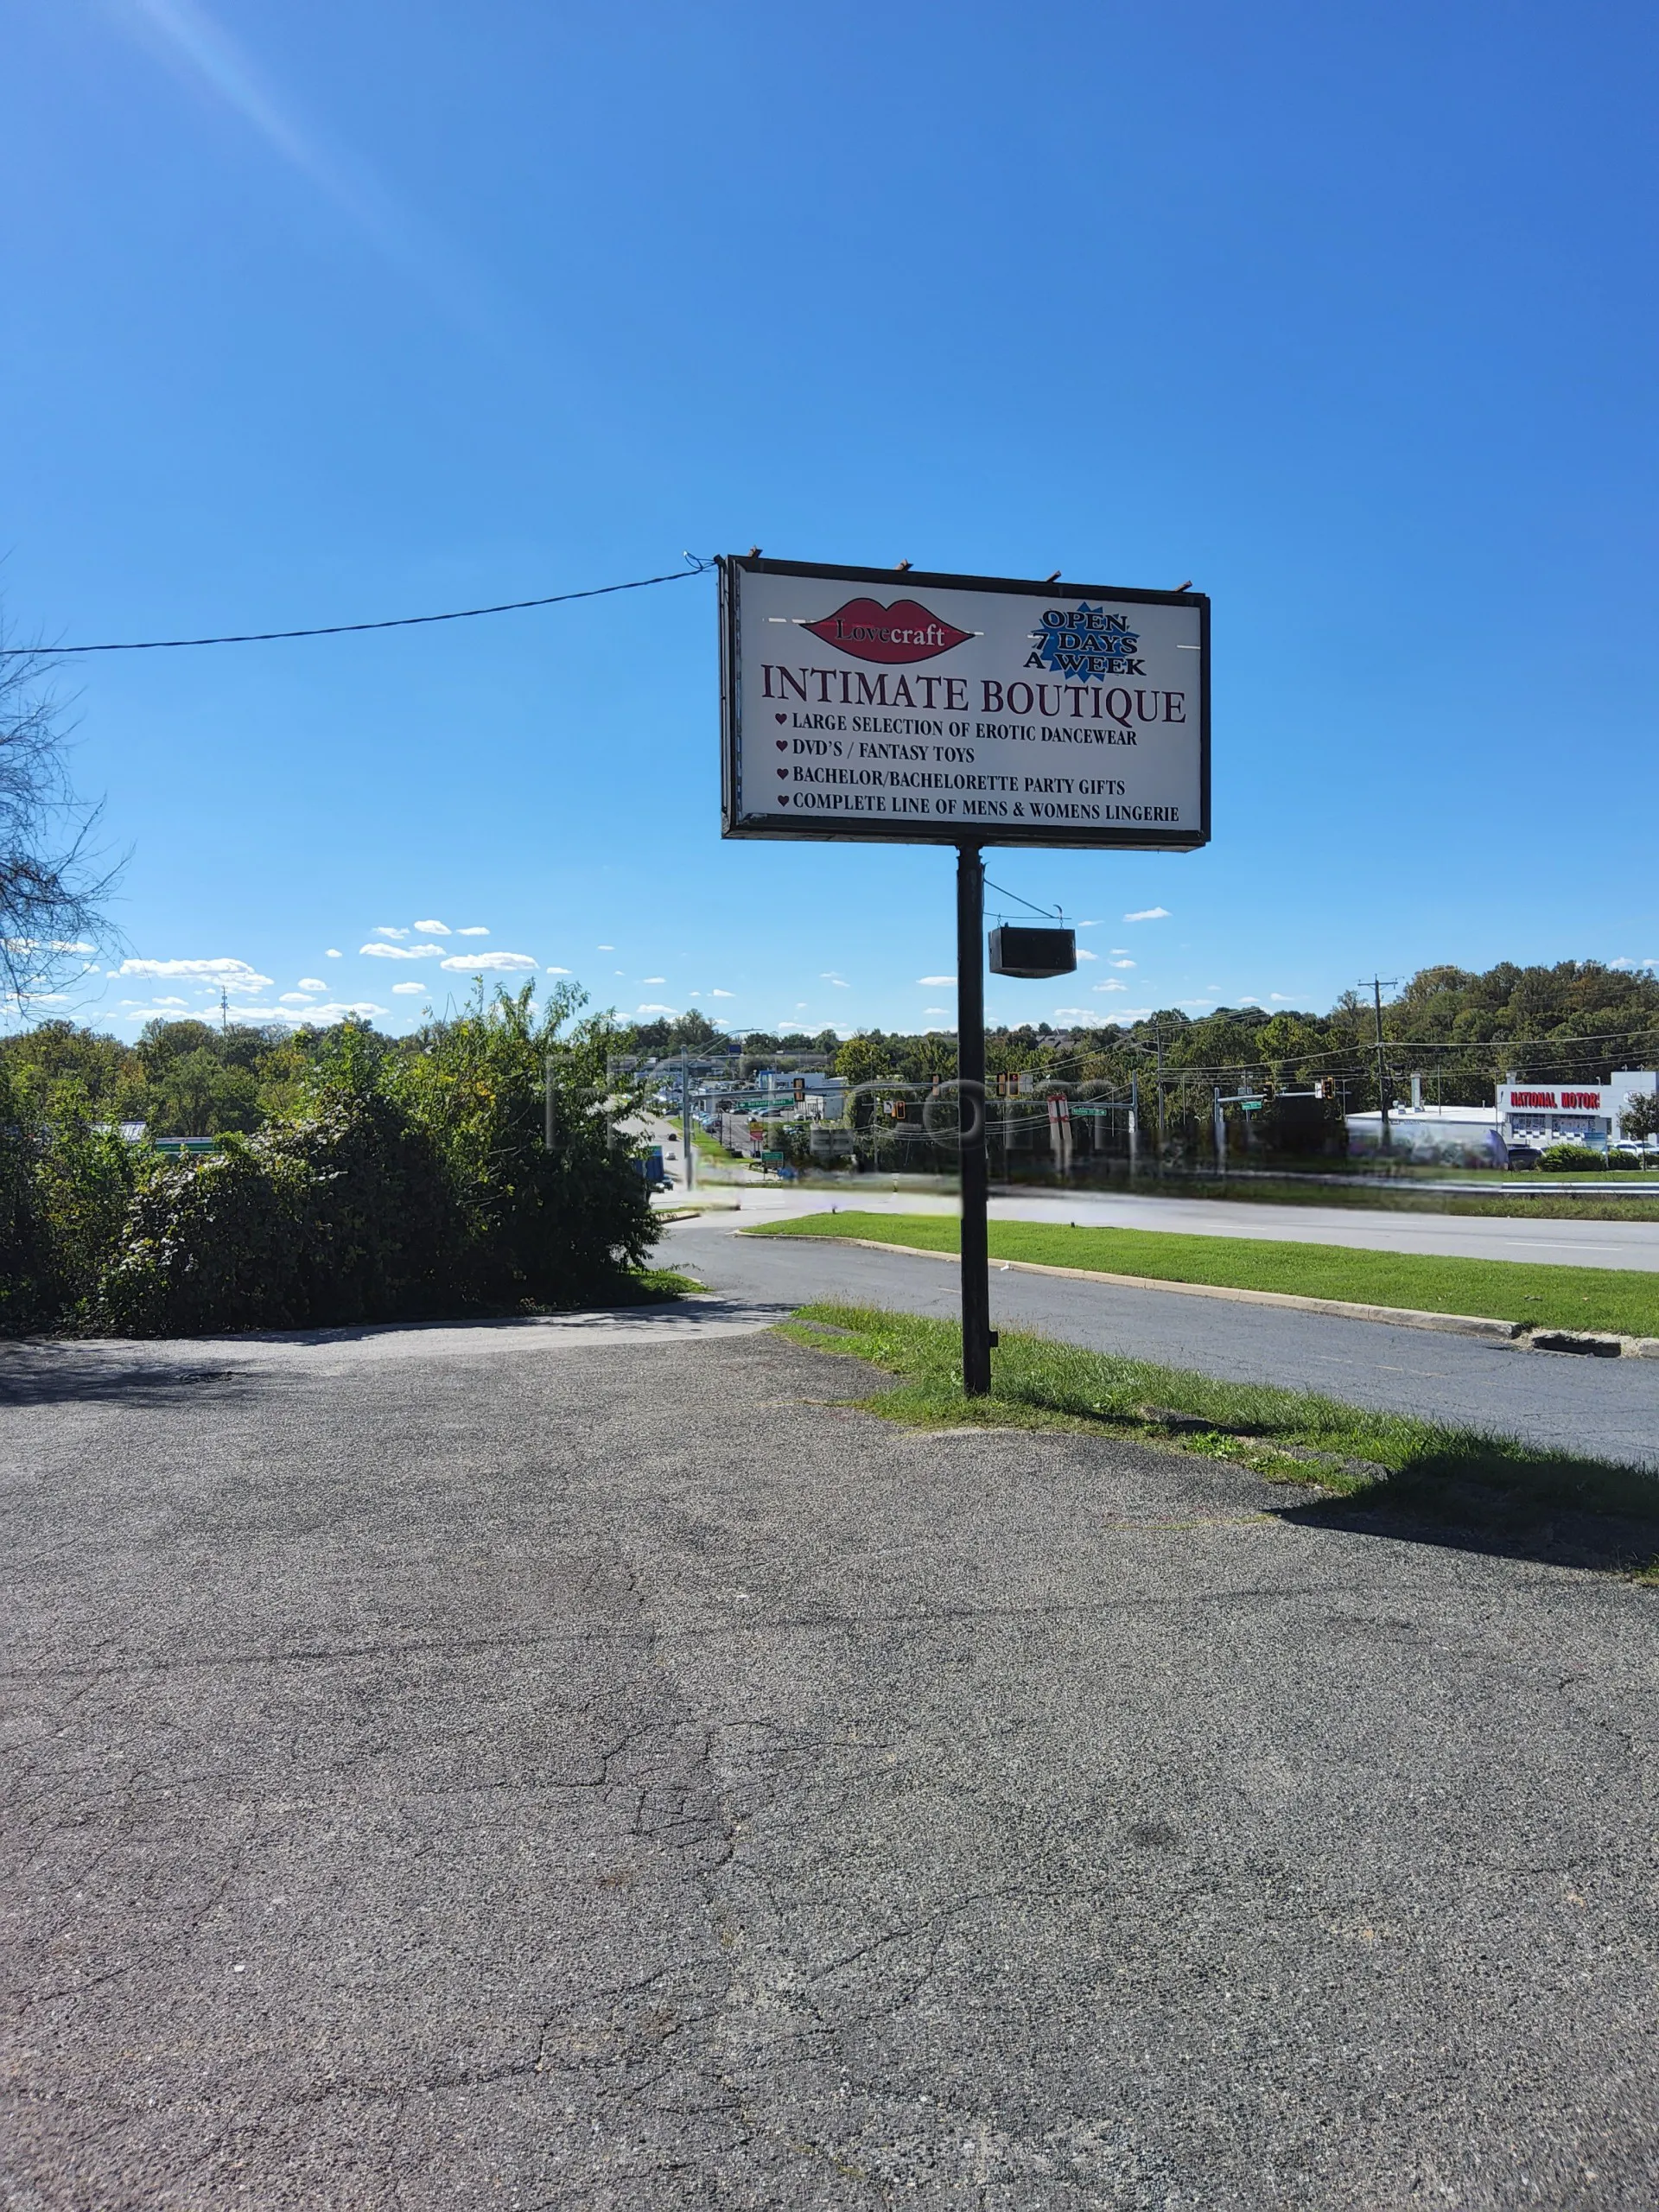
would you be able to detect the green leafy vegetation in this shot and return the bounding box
[2,984,664,1337]
[809,959,1659,1119]
[753,1211,1659,1338]
[780,1305,1659,1536]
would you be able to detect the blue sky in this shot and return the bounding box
[5,1,1656,1040]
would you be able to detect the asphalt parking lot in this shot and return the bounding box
[4,1309,1658,2208]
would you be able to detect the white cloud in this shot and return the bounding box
[325,948,342,958]
[391,981,428,995]
[638,1002,677,1015]
[1076,949,1097,961]
[923,1006,948,1016]
[455,925,489,937]
[640,975,666,984]
[1092,981,1128,992]
[1052,1008,1094,1020]
[120,995,188,1008]
[918,975,956,986]
[1179,998,1212,1008]
[260,1001,388,1024]
[1270,993,1298,1003]
[1123,906,1171,922]
[119,957,274,987]
[1109,1007,1154,1024]
[360,941,442,960]
[710,988,734,998]
[544,965,571,975]
[373,926,410,939]
[1109,958,1136,969]
[296,978,326,992]
[412,919,450,935]
[438,950,537,973]
[279,992,315,1005]
[597,944,614,950]
[3,936,96,954]
[1077,920,1103,929]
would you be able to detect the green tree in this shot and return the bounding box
[145,1048,260,1136]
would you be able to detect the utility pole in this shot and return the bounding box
[679,1045,695,1192]
[543,1052,556,1152]
[1128,1071,1140,1176]
[1364,977,1398,1152]
[1154,1017,1166,1160]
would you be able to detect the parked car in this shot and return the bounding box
[1503,1143,1541,1170]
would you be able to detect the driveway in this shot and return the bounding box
[4,1310,1657,2207]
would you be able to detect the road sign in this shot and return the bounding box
[721,556,1209,851]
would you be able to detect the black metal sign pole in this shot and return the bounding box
[956,841,993,1395]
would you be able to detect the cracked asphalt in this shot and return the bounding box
[4,1307,1658,2209]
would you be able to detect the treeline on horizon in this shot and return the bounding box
[3,958,1657,1136]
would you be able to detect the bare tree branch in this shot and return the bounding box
[1,614,124,1007]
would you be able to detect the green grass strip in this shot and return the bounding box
[752,1211,1659,1338]
[779,1303,1659,1545]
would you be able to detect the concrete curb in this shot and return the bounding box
[760,1231,1659,1357]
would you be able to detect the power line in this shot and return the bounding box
[0,556,713,658]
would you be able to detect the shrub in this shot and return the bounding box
[3,984,658,1338]
[0,1071,137,1332]
[385,981,653,1307]
[97,1091,459,1336]
[1538,1142,1607,1173]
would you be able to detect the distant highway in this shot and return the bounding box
[658,1173,1659,1271]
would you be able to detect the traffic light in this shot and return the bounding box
[792,1076,806,1104]
[1319,1077,1336,1101]
[891,1098,908,1121]
[1262,1081,1275,1101]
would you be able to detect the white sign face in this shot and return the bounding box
[721,557,1208,849]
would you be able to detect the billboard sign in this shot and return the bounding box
[721,556,1208,850]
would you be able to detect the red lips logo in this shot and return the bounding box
[804,597,972,665]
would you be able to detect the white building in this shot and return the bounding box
[1346,1104,1502,1166]
[1496,1071,1658,1151]
[1347,1070,1659,1162]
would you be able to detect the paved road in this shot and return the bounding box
[4,1311,1657,2209]
[662,1217,1659,1468]
[662,1179,1659,1269]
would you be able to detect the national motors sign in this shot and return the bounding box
[720,556,1210,850]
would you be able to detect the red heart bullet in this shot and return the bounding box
[775,713,787,724]
[777,794,790,804]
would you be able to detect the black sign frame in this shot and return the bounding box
[719,554,1210,852]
